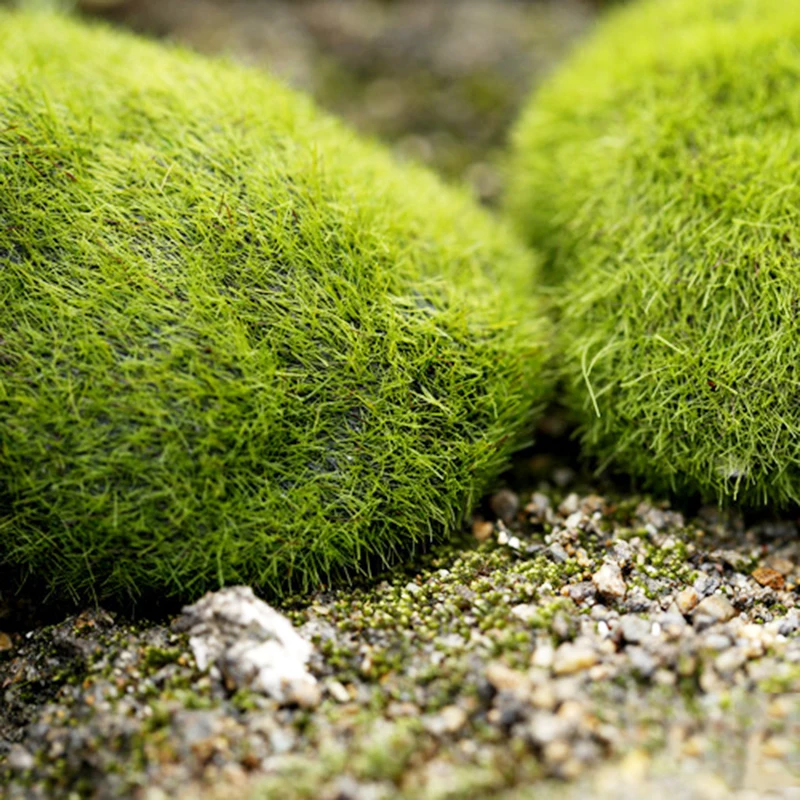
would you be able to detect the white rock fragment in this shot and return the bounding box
[565,511,584,531]
[618,614,649,644]
[527,492,551,513]
[174,586,320,707]
[511,603,539,623]
[7,745,34,772]
[531,639,556,670]
[715,647,747,675]
[528,712,572,745]
[592,562,626,600]
[559,493,580,515]
[327,680,351,704]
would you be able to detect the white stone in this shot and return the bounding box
[327,680,351,703]
[511,603,539,623]
[565,511,584,531]
[175,586,319,707]
[531,640,555,670]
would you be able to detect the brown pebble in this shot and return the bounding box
[675,587,699,615]
[752,567,785,591]
[472,519,494,542]
[0,632,12,651]
[241,752,261,771]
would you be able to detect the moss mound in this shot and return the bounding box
[0,9,548,602]
[508,0,800,506]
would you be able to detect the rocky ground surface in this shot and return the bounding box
[2,456,799,798]
[2,1,799,798]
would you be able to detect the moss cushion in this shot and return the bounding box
[0,9,548,601]
[508,0,800,506]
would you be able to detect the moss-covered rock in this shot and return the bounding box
[508,0,800,507]
[0,9,548,602]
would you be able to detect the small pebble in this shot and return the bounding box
[531,641,555,670]
[511,604,539,623]
[327,681,351,704]
[552,642,599,676]
[592,562,627,600]
[547,543,570,563]
[528,712,571,745]
[7,745,34,772]
[485,662,529,694]
[619,614,650,644]
[693,594,736,625]
[751,567,785,591]
[559,492,580,515]
[675,587,700,615]
[424,705,468,735]
[471,520,494,542]
[627,647,657,678]
[715,647,747,675]
[490,489,520,524]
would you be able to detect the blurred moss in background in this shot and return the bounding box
[59,0,607,204]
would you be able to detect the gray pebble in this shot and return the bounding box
[619,615,650,645]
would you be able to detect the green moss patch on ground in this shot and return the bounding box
[508,0,800,507]
[0,9,548,603]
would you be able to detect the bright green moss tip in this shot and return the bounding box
[0,10,549,602]
[508,0,800,507]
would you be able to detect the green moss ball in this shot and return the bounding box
[508,0,800,506]
[0,9,548,602]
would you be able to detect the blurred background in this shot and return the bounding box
[55,0,610,205]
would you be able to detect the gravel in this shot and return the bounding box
[2,478,799,799]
